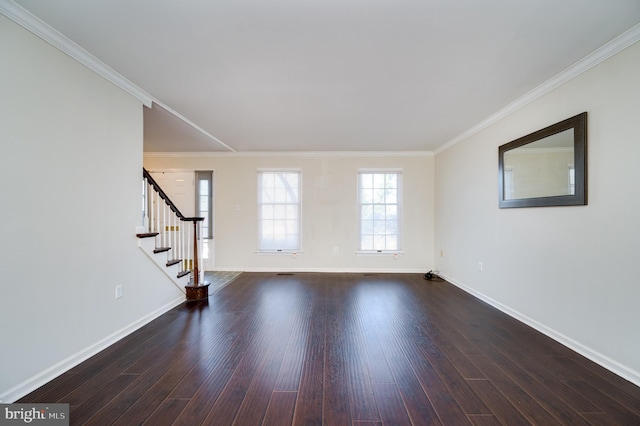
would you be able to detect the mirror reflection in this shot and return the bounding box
[503,128,574,200]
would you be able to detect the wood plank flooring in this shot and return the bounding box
[19,272,640,425]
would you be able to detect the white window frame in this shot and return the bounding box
[357,169,403,254]
[257,169,302,253]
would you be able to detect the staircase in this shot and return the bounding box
[137,169,209,300]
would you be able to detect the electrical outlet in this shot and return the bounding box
[115,285,123,299]
[333,246,339,255]
[478,262,483,272]
[440,250,444,257]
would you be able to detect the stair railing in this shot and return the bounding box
[141,168,204,286]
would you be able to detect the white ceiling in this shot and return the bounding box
[9,0,640,153]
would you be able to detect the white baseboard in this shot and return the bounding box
[211,267,428,273]
[441,273,640,388]
[0,296,184,403]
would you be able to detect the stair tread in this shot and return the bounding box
[177,270,191,278]
[153,247,171,253]
[166,259,182,267]
[136,232,159,238]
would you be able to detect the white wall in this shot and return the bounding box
[0,16,184,401]
[144,154,435,273]
[435,41,640,384]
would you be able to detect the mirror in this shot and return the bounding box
[499,112,587,208]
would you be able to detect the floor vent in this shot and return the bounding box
[276,273,294,276]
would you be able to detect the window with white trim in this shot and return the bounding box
[358,170,402,252]
[196,171,213,262]
[257,170,301,252]
[195,171,213,239]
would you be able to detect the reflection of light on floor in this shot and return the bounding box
[203,271,242,294]
[256,277,304,325]
[351,281,401,336]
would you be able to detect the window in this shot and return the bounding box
[358,171,402,252]
[195,171,213,263]
[258,170,301,252]
[195,171,213,239]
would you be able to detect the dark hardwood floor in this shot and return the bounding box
[19,273,640,425]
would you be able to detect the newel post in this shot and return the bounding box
[192,219,200,286]
[185,217,209,301]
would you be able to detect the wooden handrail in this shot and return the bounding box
[143,168,204,223]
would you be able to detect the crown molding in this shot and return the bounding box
[144,150,435,158]
[436,22,640,155]
[0,0,154,107]
[1,0,236,151]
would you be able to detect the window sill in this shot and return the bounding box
[356,250,404,256]
[255,250,303,255]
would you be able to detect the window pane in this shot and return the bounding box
[385,174,397,188]
[373,188,386,203]
[386,219,398,234]
[373,205,386,220]
[361,174,373,189]
[261,187,274,203]
[274,188,286,203]
[373,220,386,235]
[262,205,274,219]
[361,205,373,220]
[361,188,373,203]
[286,205,298,219]
[386,235,398,250]
[273,205,286,218]
[373,235,386,250]
[285,219,298,234]
[361,235,374,250]
[385,189,397,204]
[286,189,298,204]
[273,221,285,237]
[386,205,397,219]
[199,180,209,195]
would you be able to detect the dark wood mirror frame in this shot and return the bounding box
[498,112,587,208]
